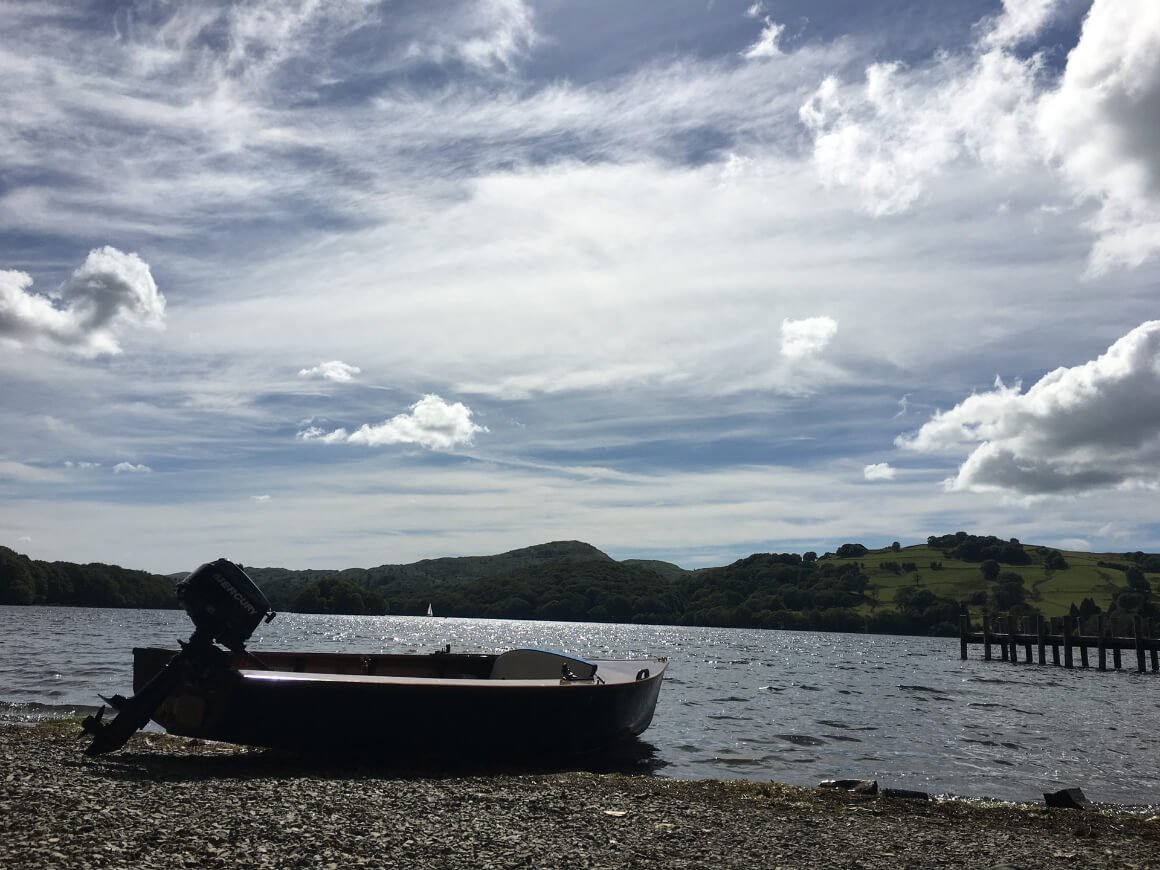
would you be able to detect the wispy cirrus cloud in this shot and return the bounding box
[741,17,785,60]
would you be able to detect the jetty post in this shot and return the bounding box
[961,608,1160,675]
[1063,617,1074,669]
[1097,615,1107,671]
[1078,618,1090,668]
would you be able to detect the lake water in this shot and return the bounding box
[2,605,1158,807]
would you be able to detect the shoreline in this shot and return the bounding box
[4,724,1158,869]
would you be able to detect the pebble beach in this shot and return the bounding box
[2,723,1158,869]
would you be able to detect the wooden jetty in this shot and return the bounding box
[959,611,1160,673]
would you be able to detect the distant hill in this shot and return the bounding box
[0,545,177,609]
[244,540,617,610]
[2,534,1157,637]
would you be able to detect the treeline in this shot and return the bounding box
[283,551,960,636]
[0,546,178,609]
[4,536,1157,637]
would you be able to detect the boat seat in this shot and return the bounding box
[489,648,598,681]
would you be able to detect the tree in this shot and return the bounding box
[980,559,1001,581]
[0,549,36,605]
[1126,567,1152,593]
[890,541,901,552]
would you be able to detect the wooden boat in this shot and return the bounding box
[82,557,667,759]
[131,645,667,757]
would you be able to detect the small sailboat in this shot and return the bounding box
[426,602,434,617]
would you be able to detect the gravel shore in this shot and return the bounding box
[2,723,1158,869]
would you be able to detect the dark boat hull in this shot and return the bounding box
[133,648,666,757]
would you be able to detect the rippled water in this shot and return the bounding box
[3,605,1159,806]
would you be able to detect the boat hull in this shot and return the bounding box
[133,648,666,757]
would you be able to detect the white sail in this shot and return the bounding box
[426,603,434,617]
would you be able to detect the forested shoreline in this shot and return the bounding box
[2,534,1157,637]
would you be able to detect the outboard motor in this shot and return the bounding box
[177,558,275,653]
[82,559,275,756]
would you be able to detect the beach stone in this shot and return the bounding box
[3,725,1158,870]
[1044,787,1091,809]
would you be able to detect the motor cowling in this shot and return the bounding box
[177,558,275,653]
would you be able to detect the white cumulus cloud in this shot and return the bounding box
[0,247,165,356]
[298,394,487,450]
[863,462,896,481]
[1037,0,1160,273]
[113,462,153,474]
[298,360,362,382]
[780,316,838,359]
[799,0,1160,272]
[897,320,1160,495]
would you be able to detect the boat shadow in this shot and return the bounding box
[86,736,668,783]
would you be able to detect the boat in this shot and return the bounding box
[82,558,667,759]
[427,602,434,617]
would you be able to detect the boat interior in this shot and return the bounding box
[135,646,601,682]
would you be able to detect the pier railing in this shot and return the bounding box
[959,611,1159,673]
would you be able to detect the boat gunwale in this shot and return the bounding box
[236,658,667,689]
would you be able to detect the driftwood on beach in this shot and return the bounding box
[2,724,1158,869]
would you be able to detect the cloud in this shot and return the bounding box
[251,494,271,501]
[1036,0,1160,272]
[298,360,362,382]
[0,461,64,483]
[744,3,765,20]
[0,247,165,356]
[741,17,785,60]
[298,394,487,450]
[404,0,537,72]
[983,0,1060,50]
[780,316,838,360]
[864,462,897,481]
[897,320,1160,496]
[799,0,1160,272]
[799,50,1040,217]
[64,461,101,469]
[113,462,153,474]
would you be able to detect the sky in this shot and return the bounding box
[2,0,1159,574]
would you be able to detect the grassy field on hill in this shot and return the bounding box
[836,543,1139,618]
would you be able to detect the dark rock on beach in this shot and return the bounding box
[3,724,1159,869]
